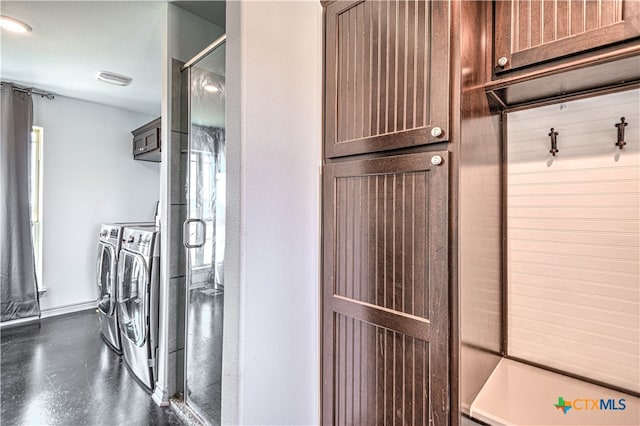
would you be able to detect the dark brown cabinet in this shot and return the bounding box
[324,0,450,158]
[494,0,640,73]
[322,151,450,425]
[322,1,454,423]
[132,117,161,162]
[322,1,639,424]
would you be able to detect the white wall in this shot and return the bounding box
[225,1,323,424]
[33,95,159,312]
[506,89,640,393]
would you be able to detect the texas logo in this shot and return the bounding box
[554,397,572,414]
[554,396,626,414]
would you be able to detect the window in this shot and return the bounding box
[188,151,225,270]
[30,126,43,291]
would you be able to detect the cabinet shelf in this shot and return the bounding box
[485,45,640,111]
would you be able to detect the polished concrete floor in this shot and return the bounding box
[0,309,182,426]
[185,288,223,424]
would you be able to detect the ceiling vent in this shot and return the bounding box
[96,71,132,86]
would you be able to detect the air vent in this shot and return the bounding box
[96,71,132,86]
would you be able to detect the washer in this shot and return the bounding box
[117,226,160,391]
[96,222,153,353]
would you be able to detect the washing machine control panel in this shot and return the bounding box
[121,227,159,258]
[99,224,123,246]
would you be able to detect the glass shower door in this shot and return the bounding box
[183,38,226,424]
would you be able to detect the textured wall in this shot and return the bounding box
[224,1,323,424]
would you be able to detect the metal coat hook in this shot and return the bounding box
[548,128,559,156]
[615,117,628,150]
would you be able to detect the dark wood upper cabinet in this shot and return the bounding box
[324,0,450,158]
[494,0,640,73]
[132,117,161,162]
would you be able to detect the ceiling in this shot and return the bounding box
[0,1,225,117]
[175,1,225,29]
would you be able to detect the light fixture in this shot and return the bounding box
[96,71,132,86]
[0,15,33,33]
[203,84,219,93]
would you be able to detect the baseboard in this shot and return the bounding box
[152,385,170,407]
[40,301,97,319]
[0,316,40,329]
[1,301,96,327]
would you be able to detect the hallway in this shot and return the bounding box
[1,310,181,425]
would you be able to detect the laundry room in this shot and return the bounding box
[1,1,165,316]
[30,88,161,312]
[2,1,322,425]
[2,1,639,426]
[1,1,220,423]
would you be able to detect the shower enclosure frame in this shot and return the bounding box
[181,34,227,425]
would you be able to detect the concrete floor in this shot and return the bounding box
[462,416,487,426]
[185,288,223,424]
[0,309,182,426]
[1,308,491,426]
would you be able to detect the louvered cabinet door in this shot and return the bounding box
[494,0,640,73]
[322,151,449,425]
[324,0,450,158]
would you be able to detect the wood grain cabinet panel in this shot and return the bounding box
[332,313,431,425]
[132,117,161,162]
[494,0,640,73]
[325,0,450,158]
[322,151,449,424]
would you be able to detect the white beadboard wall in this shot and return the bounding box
[506,88,640,394]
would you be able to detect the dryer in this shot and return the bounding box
[96,222,153,353]
[117,226,160,391]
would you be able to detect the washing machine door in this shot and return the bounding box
[96,242,117,316]
[117,250,149,347]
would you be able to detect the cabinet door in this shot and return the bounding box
[133,135,146,156]
[495,0,640,73]
[325,0,450,158]
[322,151,449,424]
[143,128,160,152]
[132,118,161,160]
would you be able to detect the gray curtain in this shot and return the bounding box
[1,83,40,321]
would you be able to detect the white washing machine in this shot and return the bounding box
[96,222,153,353]
[117,226,160,391]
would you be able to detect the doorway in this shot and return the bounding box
[182,36,226,424]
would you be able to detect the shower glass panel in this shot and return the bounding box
[184,39,225,424]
